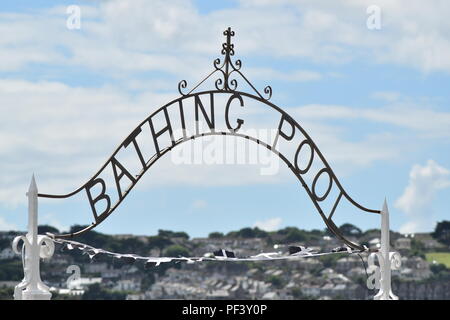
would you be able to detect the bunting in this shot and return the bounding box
[52,238,364,268]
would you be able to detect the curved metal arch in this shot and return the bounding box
[37,28,379,251]
[39,90,378,251]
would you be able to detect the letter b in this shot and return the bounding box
[85,178,111,222]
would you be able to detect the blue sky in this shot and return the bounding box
[0,0,449,238]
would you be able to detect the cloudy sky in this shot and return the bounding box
[0,0,449,237]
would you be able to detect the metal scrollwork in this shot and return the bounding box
[12,235,29,255]
[12,234,54,300]
[366,250,402,299]
[177,27,272,100]
[264,86,272,100]
[389,251,402,270]
[38,235,55,259]
[37,28,381,253]
[178,80,188,96]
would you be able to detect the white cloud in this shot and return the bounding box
[254,217,282,231]
[294,103,450,138]
[2,0,450,75]
[371,91,402,102]
[1,77,447,207]
[395,160,450,233]
[0,79,174,205]
[1,1,450,211]
[246,68,322,82]
[0,79,287,206]
[41,213,69,233]
[237,0,450,72]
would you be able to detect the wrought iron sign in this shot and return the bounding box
[38,27,380,251]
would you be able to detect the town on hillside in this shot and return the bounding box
[1,221,450,300]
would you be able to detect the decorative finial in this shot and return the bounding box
[382,197,388,214]
[27,173,38,196]
[177,27,272,100]
[222,27,235,57]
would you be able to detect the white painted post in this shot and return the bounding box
[367,199,401,300]
[12,175,55,300]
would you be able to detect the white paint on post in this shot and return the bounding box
[367,199,401,300]
[12,174,54,300]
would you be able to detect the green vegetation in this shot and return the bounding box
[267,275,284,288]
[274,227,323,244]
[147,236,173,256]
[279,227,308,243]
[222,226,327,243]
[37,225,60,235]
[339,223,362,237]
[0,287,14,300]
[290,288,304,299]
[158,229,189,240]
[429,263,450,280]
[432,221,450,246]
[52,291,81,300]
[208,232,224,239]
[140,274,156,291]
[410,238,426,258]
[0,260,23,281]
[226,227,268,238]
[82,283,126,300]
[317,254,341,269]
[164,244,191,257]
[426,252,450,268]
[65,226,189,257]
[0,238,11,249]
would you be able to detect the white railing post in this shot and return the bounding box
[367,199,401,300]
[12,175,55,300]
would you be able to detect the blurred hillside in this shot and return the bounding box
[1,221,449,300]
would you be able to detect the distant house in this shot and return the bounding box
[395,238,411,251]
[67,277,102,290]
[398,256,432,280]
[413,233,446,250]
[320,283,335,296]
[369,238,381,249]
[335,256,362,273]
[421,239,446,250]
[261,291,279,300]
[113,278,141,292]
[126,293,145,300]
[297,258,322,271]
[56,288,84,296]
[206,289,229,299]
[300,285,320,297]
[0,281,18,288]
[346,267,366,278]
